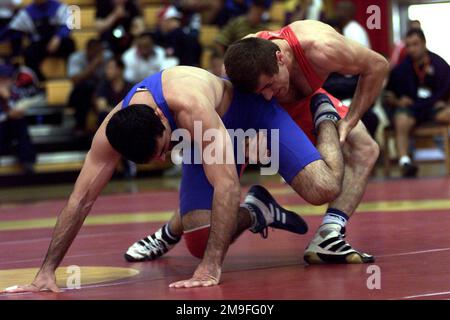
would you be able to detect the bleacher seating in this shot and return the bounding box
[72,30,99,50]
[41,57,67,79]
[199,25,219,48]
[46,80,73,106]
[143,6,162,29]
[269,2,285,24]
[1,1,291,179]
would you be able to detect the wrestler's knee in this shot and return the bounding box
[346,123,380,169]
[183,226,210,259]
[290,163,341,206]
[181,210,211,259]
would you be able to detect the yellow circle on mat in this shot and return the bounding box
[0,266,140,290]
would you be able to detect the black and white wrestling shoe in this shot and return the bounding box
[242,185,308,238]
[124,224,181,262]
[304,224,374,264]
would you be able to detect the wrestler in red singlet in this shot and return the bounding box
[257,26,349,143]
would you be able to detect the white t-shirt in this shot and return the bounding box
[122,46,178,83]
[343,20,371,49]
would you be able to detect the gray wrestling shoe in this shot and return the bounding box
[304,224,374,264]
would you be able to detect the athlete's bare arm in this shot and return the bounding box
[2,109,122,293]
[290,21,389,140]
[165,73,241,288]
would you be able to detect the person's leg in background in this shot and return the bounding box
[361,108,380,139]
[23,41,47,81]
[69,81,97,132]
[54,37,75,60]
[10,117,36,173]
[0,119,10,156]
[393,109,418,177]
[434,99,450,123]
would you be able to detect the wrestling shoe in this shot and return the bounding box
[124,224,181,262]
[243,185,308,238]
[304,224,374,264]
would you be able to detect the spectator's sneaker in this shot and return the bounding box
[401,163,418,178]
[124,224,180,262]
[304,224,374,264]
[244,185,308,238]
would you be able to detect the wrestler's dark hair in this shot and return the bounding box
[224,37,280,92]
[106,104,165,164]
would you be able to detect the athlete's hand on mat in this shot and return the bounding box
[169,263,221,289]
[1,272,60,294]
[337,119,356,144]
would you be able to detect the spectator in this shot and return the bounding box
[4,0,75,80]
[95,0,144,55]
[122,33,177,84]
[172,0,207,38]
[152,5,201,66]
[94,56,132,126]
[214,0,268,55]
[384,28,450,177]
[0,0,21,29]
[212,0,272,27]
[67,38,112,132]
[95,56,136,178]
[389,20,421,69]
[0,63,36,174]
[335,0,371,48]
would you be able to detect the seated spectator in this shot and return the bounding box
[0,0,21,30]
[122,33,177,84]
[214,0,268,55]
[1,0,75,80]
[0,63,36,174]
[94,56,132,126]
[95,56,136,178]
[389,20,421,69]
[95,0,144,55]
[212,0,272,27]
[171,0,207,38]
[152,6,201,66]
[384,29,450,177]
[67,38,112,133]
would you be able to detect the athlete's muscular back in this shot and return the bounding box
[253,20,384,93]
[162,66,234,124]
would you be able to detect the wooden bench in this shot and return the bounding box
[383,123,450,176]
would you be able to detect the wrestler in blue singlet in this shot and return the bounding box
[121,71,321,216]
